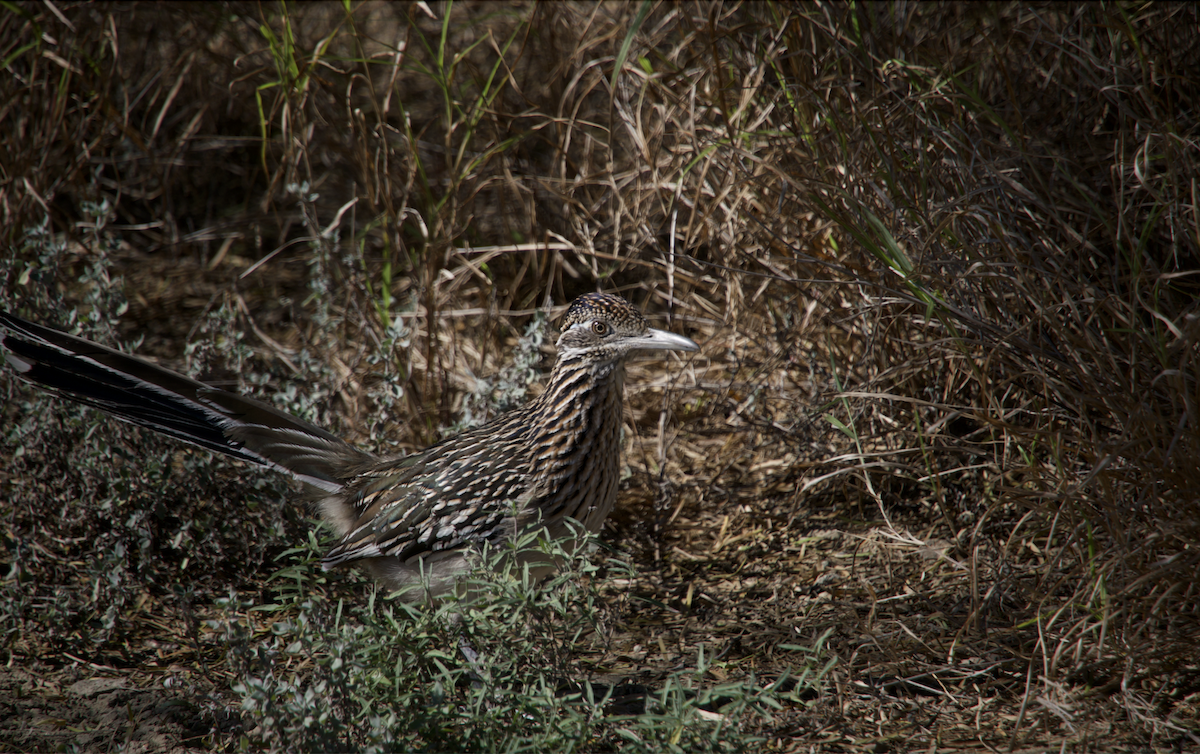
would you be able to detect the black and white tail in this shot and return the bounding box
[0,311,372,493]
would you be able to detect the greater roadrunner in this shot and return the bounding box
[0,293,697,595]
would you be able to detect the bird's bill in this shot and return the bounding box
[629,328,699,353]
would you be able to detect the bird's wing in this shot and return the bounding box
[321,422,536,568]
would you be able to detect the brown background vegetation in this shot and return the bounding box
[1,2,1198,751]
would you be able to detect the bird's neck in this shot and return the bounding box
[534,355,625,423]
[517,354,625,532]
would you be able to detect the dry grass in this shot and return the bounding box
[1,2,1199,751]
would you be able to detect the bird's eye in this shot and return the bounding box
[591,320,609,335]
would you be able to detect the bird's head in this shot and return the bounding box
[556,293,698,366]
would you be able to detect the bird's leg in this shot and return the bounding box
[446,609,489,691]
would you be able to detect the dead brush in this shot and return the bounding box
[723,2,1200,740]
[2,1,1200,751]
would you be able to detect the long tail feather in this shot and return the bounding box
[0,312,372,492]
